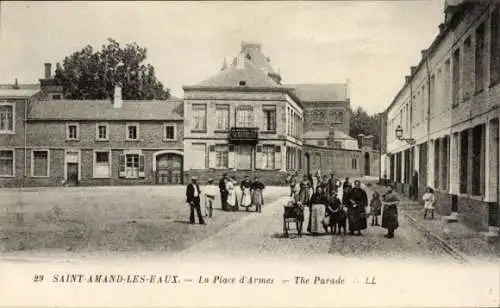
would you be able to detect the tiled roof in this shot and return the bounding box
[287,84,348,102]
[240,42,280,78]
[0,83,40,90]
[191,58,283,89]
[0,89,41,98]
[28,99,184,121]
[303,130,355,140]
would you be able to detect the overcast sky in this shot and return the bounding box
[0,1,444,114]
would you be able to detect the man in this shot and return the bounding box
[321,175,330,200]
[328,173,338,196]
[382,185,399,238]
[219,173,229,211]
[186,176,205,225]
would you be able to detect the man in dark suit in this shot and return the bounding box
[219,173,229,211]
[328,173,338,196]
[186,176,205,225]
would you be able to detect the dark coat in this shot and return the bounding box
[382,192,399,230]
[186,183,201,203]
[219,178,228,194]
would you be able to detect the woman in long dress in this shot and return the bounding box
[240,176,252,211]
[226,177,238,211]
[382,185,399,238]
[251,176,265,213]
[308,186,327,235]
[346,180,368,236]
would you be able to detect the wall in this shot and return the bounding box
[302,101,350,134]
[302,145,365,178]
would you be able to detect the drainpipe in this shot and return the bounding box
[424,52,432,189]
[23,97,29,187]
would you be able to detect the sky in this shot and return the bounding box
[0,1,445,114]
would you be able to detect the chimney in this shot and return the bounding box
[236,52,245,70]
[241,41,261,52]
[421,49,427,57]
[405,76,412,84]
[410,66,417,75]
[13,78,19,89]
[357,133,365,149]
[44,63,52,79]
[438,23,445,32]
[113,85,123,108]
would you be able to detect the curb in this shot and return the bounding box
[401,211,470,264]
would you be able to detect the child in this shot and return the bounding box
[422,187,436,220]
[369,192,382,226]
[204,178,217,218]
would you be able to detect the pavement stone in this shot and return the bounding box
[368,184,500,263]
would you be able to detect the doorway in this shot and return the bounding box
[65,151,80,186]
[156,153,183,184]
[237,145,253,170]
[364,152,370,176]
[305,153,311,175]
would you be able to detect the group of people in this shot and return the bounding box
[186,173,266,225]
[289,173,400,239]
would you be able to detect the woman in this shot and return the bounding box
[308,186,327,235]
[382,185,400,238]
[422,187,435,220]
[251,176,265,213]
[342,177,352,206]
[240,176,252,211]
[346,180,368,236]
[226,177,239,211]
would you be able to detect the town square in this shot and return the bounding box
[1,1,500,266]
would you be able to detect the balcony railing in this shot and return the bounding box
[229,127,259,144]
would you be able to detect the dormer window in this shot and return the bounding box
[239,81,246,86]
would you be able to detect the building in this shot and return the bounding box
[0,65,185,187]
[384,1,500,240]
[0,41,380,187]
[183,42,379,182]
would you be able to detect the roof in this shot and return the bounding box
[303,130,355,140]
[0,83,40,90]
[240,42,280,78]
[28,99,184,121]
[287,84,348,102]
[190,57,283,89]
[0,89,41,98]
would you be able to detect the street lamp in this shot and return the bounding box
[395,125,416,145]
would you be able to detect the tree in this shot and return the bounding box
[54,38,170,100]
[349,106,381,150]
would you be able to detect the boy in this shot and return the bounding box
[204,178,217,218]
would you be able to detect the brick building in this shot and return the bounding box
[0,65,185,187]
[384,1,500,240]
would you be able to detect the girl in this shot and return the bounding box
[251,176,265,213]
[369,191,382,226]
[240,176,252,211]
[422,187,436,220]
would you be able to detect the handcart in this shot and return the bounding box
[283,201,304,238]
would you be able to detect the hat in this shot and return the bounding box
[191,176,198,180]
[208,177,214,182]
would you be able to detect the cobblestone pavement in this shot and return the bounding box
[177,183,457,263]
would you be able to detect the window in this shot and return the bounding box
[475,22,485,93]
[491,5,500,86]
[93,151,111,178]
[32,150,49,177]
[126,123,139,140]
[215,105,229,131]
[317,140,325,146]
[463,37,473,100]
[119,152,145,178]
[239,81,247,86]
[0,103,14,133]
[452,48,461,106]
[236,106,253,127]
[444,59,451,108]
[333,141,342,148]
[96,123,109,141]
[352,158,357,169]
[164,124,176,141]
[51,94,62,100]
[430,75,435,113]
[215,145,229,168]
[0,150,14,176]
[263,106,276,132]
[192,104,207,131]
[262,145,275,169]
[66,123,79,140]
[191,143,207,169]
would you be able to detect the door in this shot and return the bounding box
[364,152,370,176]
[67,163,79,186]
[156,153,183,184]
[305,153,310,175]
[237,145,252,170]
